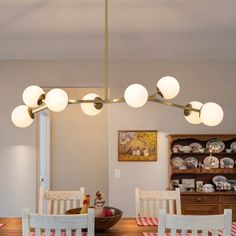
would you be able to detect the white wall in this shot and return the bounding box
[51,88,108,202]
[0,60,104,216]
[0,60,236,217]
[108,60,236,216]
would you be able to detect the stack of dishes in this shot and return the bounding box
[212,175,231,191]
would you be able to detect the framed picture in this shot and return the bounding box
[196,181,204,192]
[118,130,157,161]
[182,178,195,189]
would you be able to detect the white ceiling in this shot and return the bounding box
[0,0,236,59]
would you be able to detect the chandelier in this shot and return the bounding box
[11,0,223,128]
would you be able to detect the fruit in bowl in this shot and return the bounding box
[103,207,115,217]
[66,206,122,231]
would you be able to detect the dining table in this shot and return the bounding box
[0,217,157,236]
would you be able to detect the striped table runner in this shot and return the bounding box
[30,232,87,236]
[136,217,158,226]
[217,222,236,236]
[143,233,202,236]
[143,233,201,236]
[143,222,236,236]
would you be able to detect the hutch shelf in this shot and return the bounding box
[168,134,236,221]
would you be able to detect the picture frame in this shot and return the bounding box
[182,178,195,189]
[118,130,157,161]
[196,181,204,192]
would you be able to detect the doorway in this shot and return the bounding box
[38,110,51,191]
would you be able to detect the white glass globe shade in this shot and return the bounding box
[184,101,203,125]
[200,102,224,126]
[81,93,102,116]
[11,105,34,128]
[22,85,45,108]
[156,76,180,99]
[45,89,68,112]
[124,83,148,108]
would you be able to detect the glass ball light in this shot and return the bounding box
[22,85,45,108]
[124,83,148,108]
[184,101,203,125]
[45,89,68,112]
[156,76,180,99]
[200,102,224,126]
[11,105,34,128]
[81,93,102,116]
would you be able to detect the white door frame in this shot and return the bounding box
[36,110,51,210]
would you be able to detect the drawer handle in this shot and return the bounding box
[196,197,202,202]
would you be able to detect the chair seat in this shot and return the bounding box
[136,217,158,226]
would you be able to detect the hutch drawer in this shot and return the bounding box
[221,195,236,204]
[181,194,219,204]
[182,204,220,215]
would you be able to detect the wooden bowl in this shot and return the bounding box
[66,207,122,231]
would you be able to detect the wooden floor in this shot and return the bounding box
[0,218,157,236]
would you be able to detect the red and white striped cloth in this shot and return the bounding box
[143,222,236,236]
[142,233,201,236]
[136,217,158,226]
[30,232,87,236]
[0,224,4,228]
[217,222,236,236]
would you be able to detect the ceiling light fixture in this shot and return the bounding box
[11,0,224,128]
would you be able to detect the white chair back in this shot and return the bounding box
[158,208,232,236]
[22,208,94,236]
[135,188,181,218]
[39,187,85,215]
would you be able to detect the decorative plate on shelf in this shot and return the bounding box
[203,155,219,168]
[212,175,228,184]
[220,157,234,168]
[171,157,184,169]
[203,184,215,192]
[230,142,236,152]
[206,138,225,153]
[184,157,198,168]
[189,142,202,153]
[172,144,183,153]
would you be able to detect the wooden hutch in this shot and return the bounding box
[168,134,236,221]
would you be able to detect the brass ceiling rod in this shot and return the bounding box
[104,0,109,100]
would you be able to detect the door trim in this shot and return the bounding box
[36,110,51,212]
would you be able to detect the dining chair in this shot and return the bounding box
[22,208,94,236]
[158,208,232,236]
[39,187,85,215]
[135,188,181,218]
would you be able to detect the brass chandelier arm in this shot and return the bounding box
[68,98,125,104]
[149,97,200,113]
[31,96,200,115]
[32,103,48,114]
